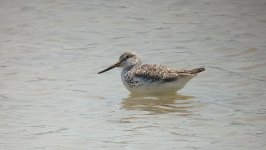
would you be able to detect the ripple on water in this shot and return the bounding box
[121,93,200,116]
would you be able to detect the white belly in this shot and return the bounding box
[121,75,194,94]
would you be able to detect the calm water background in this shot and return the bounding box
[0,0,266,149]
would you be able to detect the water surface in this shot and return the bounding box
[0,0,266,149]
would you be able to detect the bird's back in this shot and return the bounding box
[128,64,204,81]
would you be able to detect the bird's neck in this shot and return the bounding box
[123,63,141,72]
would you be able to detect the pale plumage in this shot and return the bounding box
[98,51,205,94]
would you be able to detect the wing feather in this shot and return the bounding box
[129,64,180,82]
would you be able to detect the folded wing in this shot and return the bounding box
[130,64,205,82]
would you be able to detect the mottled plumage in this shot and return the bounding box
[98,51,205,94]
[129,64,183,82]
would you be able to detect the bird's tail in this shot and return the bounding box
[188,67,205,74]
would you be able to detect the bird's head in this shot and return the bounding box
[98,51,141,74]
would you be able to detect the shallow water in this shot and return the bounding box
[0,0,266,149]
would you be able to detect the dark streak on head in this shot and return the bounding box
[119,51,136,61]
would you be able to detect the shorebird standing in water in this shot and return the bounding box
[98,51,205,94]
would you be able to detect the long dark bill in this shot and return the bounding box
[98,61,121,74]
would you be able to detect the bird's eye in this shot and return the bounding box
[125,55,130,59]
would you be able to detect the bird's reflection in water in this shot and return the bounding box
[121,93,196,115]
